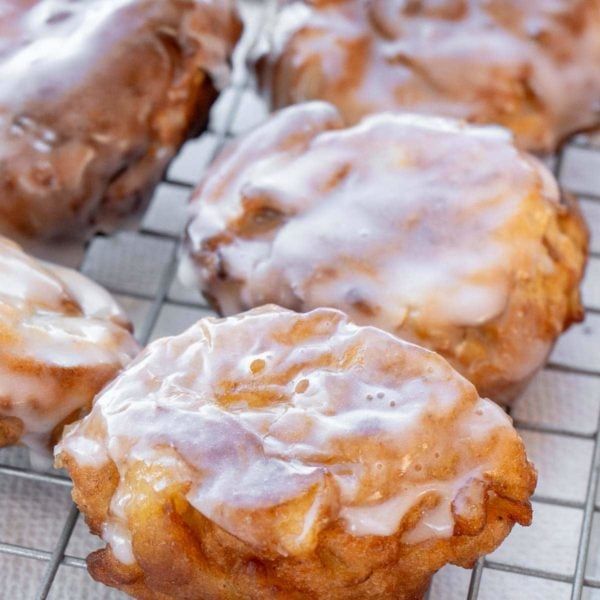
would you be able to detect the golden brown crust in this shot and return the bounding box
[404,189,589,403]
[58,306,536,599]
[82,497,530,600]
[0,416,24,448]
[0,0,242,237]
[256,0,600,152]
[68,441,535,600]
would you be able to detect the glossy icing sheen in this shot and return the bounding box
[183,103,585,402]
[58,306,530,561]
[0,236,139,453]
[257,0,600,151]
[0,0,241,236]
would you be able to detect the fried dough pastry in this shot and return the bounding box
[0,0,241,237]
[183,103,588,404]
[0,236,139,455]
[57,306,536,600]
[255,0,600,152]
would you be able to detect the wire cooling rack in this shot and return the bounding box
[1,1,600,598]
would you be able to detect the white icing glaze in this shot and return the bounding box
[0,235,139,454]
[58,306,531,562]
[183,103,577,401]
[258,0,600,151]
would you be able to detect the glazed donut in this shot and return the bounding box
[182,102,588,404]
[0,0,241,237]
[255,0,600,152]
[0,235,139,455]
[57,306,536,600]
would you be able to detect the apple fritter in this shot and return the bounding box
[57,306,536,600]
[183,103,588,404]
[0,235,139,455]
[256,0,600,152]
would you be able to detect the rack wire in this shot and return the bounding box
[0,1,599,597]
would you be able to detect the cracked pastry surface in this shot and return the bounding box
[183,102,588,404]
[0,235,139,455]
[255,0,600,152]
[0,0,241,237]
[57,306,535,600]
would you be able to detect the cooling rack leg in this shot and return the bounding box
[570,409,600,599]
[35,505,79,600]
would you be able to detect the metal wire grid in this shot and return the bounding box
[0,0,599,597]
